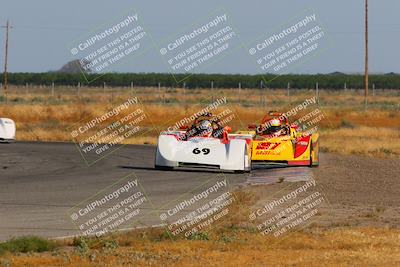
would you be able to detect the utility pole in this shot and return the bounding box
[1,20,12,103]
[364,0,369,109]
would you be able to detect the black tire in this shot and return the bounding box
[309,142,319,168]
[309,143,314,168]
[154,165,174,171]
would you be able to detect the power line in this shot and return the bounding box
[13,25,90,31]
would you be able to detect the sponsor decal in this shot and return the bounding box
[294,136,310,158]
[255,142,281,150]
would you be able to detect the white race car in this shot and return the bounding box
[0,118,16,142]
[155,114,251,172]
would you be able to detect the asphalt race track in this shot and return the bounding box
[2,142,399,241]
[0,142,315,241]
[0,142,242,241]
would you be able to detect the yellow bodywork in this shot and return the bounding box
[236,129,319,166]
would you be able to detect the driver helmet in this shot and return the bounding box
[269,118,281,127]
[198,120,213,136]
[261,118,282,135]
[268,118,282,134]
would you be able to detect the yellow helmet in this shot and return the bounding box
[269,118,281,127]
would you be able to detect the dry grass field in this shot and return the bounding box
[1,85,399,158]
[1,228,400,267]
[0,86,399,266]
[1,188,399,266]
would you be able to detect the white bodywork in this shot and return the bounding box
[155,131,251,172]
[0,118,16,142]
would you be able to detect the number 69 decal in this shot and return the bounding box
[193,148,210,155]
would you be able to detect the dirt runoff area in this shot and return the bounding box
[244,152,400,232]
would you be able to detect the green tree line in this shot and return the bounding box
[0,72,399,89]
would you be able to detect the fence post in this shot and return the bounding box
[103,82,106,93]
[372,83,375,96]
[287,82,290,97]
[316,82,319,104]
[51,82,55,96]
[130,82,135,95]
[238,82,241,105]
[77,82,80,96]
[211,81,214,90]
[182,82,186,105]
[158,82,162,103]
[182,83,186,105]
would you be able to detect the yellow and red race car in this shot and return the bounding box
[236,111,319,167]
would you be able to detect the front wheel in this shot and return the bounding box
[309,142,319,168]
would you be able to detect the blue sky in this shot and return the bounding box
[0,0,399,74]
